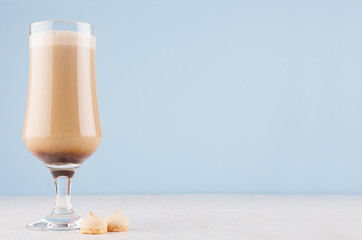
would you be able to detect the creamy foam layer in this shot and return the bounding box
[30,30,95,49]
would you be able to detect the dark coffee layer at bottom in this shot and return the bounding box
[33,151,92,166]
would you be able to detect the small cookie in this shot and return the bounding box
[104,209,130,232]
[80,211,107,234]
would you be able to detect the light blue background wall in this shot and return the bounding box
[0,0,362,195]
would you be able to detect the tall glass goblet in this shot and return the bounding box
[23,20,102,231]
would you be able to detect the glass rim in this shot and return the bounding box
[30,20,95,29]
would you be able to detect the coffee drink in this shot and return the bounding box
[23,31,102,174]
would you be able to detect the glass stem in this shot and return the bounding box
[53,176,73,213]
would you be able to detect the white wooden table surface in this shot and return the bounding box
[1,195,362,240]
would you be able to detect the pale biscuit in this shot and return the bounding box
[107,225,129,232]
[104,209,130,232]
[80,211,107,235]
[80,228,107,234]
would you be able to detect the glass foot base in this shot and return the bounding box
[26,211,82,231]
